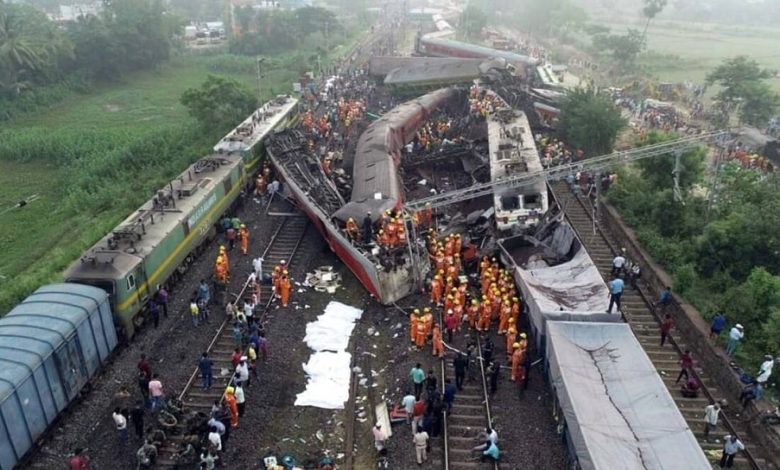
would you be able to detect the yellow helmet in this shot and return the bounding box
[216,256,224,263]
[508,326,517,334]
[513,297,519,302]
[423,307,431,313]
[512,342,521,349]
[219,246,226,252]
[520,333,527,339]
[225,386,235,395]
[414,309,420,314]
[471,299,478,305]
[240,224,246,229]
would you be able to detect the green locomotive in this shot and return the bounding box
[65,155,246,339]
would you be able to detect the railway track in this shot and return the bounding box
[156,215,308,467]
[550,180,768,469]
[432,310,498,470]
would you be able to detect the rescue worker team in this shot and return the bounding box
[413,234,529,385]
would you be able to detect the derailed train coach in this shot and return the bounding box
[416,34,538,79]
[0,284,117,470]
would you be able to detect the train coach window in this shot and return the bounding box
[501,195,520,210]
[127,274,136,291]
[523,194,542,208]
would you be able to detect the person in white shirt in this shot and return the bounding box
[703,403,720,442]
[726,324,744,357]
[413,428,429,464]
[720,435,745,468]
[756,355,774,400]
[252,257,264,280]
[401,391,416,424]
[234,382,246,417]
[472,427,499,453]
[207,426,222,452]
[113,408,128,444]
[235,357,250,387]
[372,423,387,451]
[611,253,626,276]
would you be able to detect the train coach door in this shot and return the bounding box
[54,337,88,401]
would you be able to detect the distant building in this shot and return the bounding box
[56,3,103,22]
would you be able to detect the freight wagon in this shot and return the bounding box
[0,284,116,470]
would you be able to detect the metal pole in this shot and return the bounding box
[593,172,600,235]
[256,56,263,100]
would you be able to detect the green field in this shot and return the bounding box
[600,19,780,93]
[0,53,297,311]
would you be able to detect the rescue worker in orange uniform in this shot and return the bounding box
[511,297,521,323]
[377,229,389,246]
[432,324,443,358]
[414,317,427,349]
[498,299,511,334]
[410,309,420,343]
[478,298,492,331]
[423,309,434,338]
[517,332,528,352]
[239,224,250,255]
[506,326,517,361]
[511,343,525,382]
[430,276,443,306]
[452,300,463,331]
[479,256,490,276]
[272,266,282,297]
[219,246,230,274]
[279,272,292,307]
[422,202,433,226]
[215,260,228,284]
[467,299,480,330]
[345,218,359,242]
[224,386,239,427]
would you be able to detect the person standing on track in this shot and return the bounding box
[443,379,457,414]
[719,435,745,469]
[413,427,430,465]
[410,363,425,399]
[611,251,626,277]
[113,407,128,444]
[199,352,213,390]
[224,387,239,428]
[703,402,720,442]
[454,353,467,391]
[660,313,674,346]
[130,400,144,440]
[234,382,246,417]
[487,361,500,394]
[710,312,726,339]
[402,391,416,424]
[148,374,164,411]
[279,272,292,307]
[444,309,457,343]
[239,224,250,255]
[608,275,624,314]
[432,323,443,358]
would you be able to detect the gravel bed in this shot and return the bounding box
[25,195,281,469]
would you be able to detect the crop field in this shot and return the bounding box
[0,53,301,312]
[602,18,780,93]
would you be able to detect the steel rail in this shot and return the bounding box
[177,217,304,402]
[559,184,762,470]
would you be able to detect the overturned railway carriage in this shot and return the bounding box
[0,284,116,470]
[417,35,538,79]
[65,155,246,339]
[269,88,461,303]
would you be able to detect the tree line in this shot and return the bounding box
[0,0,178,117]
[229,6,342,57]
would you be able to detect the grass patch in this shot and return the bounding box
[595,18,780,93]
[0,53,288,312]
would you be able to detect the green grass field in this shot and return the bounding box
[599,19,780,93]
[0,53,298,311]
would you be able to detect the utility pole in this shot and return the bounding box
[672,150,684,204]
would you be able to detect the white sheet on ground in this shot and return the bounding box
[294,301,363,409]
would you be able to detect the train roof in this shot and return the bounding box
[65,155,243,282]
[213,95,298,154]
[546,321,711,470]
[369,56,481,77]
[488,108,542,183]
[385,59,483,86]
[421,35,538,66]
[0,284,110,400]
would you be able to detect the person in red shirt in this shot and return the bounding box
[676,350,694,384]
[660,313,674,346]
[68,448,89,470]
[444,310,458,343]
[137,354,151,380]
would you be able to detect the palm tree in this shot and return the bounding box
[0,4,71,95]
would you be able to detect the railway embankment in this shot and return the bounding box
[600,201,780,467]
